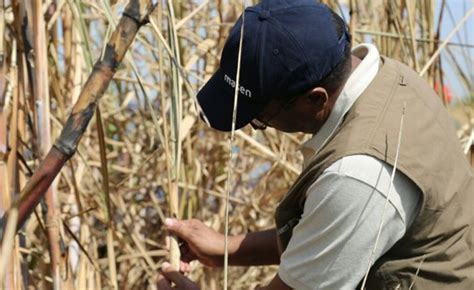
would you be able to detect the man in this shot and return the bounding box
[158,0,474,289]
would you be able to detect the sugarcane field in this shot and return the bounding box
[0,0,474,289]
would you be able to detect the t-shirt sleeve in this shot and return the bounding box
[278,156,421,290]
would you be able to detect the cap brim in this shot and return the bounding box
[197,69,265,131]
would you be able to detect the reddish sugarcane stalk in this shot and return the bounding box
[0,0,156,238]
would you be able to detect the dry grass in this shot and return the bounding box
[0,0,472,289]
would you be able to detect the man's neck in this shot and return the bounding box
[350,55,362,72]
[330,55,362,99]
[325,55,362,113]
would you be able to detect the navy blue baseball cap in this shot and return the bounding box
[197,0,350,131]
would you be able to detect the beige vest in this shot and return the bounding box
[275,57,474,289]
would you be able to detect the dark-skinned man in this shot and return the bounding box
[158,0,474,289]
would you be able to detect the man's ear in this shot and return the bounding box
[307,87,329,109]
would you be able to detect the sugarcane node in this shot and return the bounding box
[55,102,96,156]
[122,0,156,25]
[101,45,121,71]
[122,11,145,27]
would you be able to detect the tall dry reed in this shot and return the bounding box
[0,1,472,289]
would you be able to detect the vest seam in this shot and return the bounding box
[367,61,402,149]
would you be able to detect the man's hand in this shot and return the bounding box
[157,262,291,290]
[165,218,280,267]
[165,218,226,267]
[157,262,200,290]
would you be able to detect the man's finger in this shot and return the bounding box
[161,262,192,288]
[180,261,191,273]
[181,250,196,263]
[157,274,173,290]
[165,218,193,239]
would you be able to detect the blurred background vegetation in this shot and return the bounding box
[0,0,472,289]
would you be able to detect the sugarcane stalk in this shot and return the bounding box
[0,0,156,239]
[32,1,66,289]
[1,37,19,290]
[96,107,118,290]
[166,0,183,270]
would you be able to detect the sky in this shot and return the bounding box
[435,0,473,101]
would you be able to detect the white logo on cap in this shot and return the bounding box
[224,74,252,98]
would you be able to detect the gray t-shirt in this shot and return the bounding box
[278,155,421,289]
